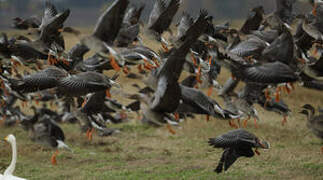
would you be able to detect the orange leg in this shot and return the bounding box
[255,149,260,156]
[24,101,28,107]
[137,64,144,73]
[47,54,52,65]
[1,81,8,96]
[206,115,210,122]
[282,116,287,126]
[174,112,179,121]
[289,82,295,90]
[51,150,59,165]
[61,58,70,66]
[120,111,127,120]
[191,53,197,67]
[313,3,318,16]
[229,120,238,129]
[231,74,236,81]
[243,116,251,128]
[20,101,25,108]
[208,56,212,65]
[284,84,291,94]
[275,87,281,102]
[143,59,156,70]
[110,56,121,71]
[81,98,87,108]
[196,66,202,83]
[123,65,130,75]
[1,115,6,123]
[106,89,111,98]
[166,124,176,135]
[264,89,271,108]
[237,118,241,127]
[50,101,54,108]
[161,42,169,53]
[244,55,253,63]
[314,47,318,56]
[254,118,259,129]
[153,58,160,67]
[207,86,213,97]
[86,128,90,139]
[88,128,94,141]
[137,112,142,120]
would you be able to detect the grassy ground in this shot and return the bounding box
[0,28,323,180]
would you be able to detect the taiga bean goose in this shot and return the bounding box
[300,104,323,152]
[57,71,117,97]
[208,129,270,173]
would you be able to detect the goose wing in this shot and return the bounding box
[242,62,298,84]
[148,0,180,35]
[92,0,129,44]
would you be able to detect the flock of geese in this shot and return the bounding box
[0,0,323,178]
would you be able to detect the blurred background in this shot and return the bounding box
[0,0,313,29]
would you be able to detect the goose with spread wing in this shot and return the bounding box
[129,10,210,132]
[208,129,270,173]
[146,0,181,42]
[1,66,68,94]
[115,4,145,47]
[57,71,117,97]
[82,0,129,52]
[240,6,264,34]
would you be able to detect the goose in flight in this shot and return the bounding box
[209,129,270,173]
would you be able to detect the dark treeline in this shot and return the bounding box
[0,0,312,29]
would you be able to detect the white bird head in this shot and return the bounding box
[4,134,15,143]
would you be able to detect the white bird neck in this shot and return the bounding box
[4,138,17,175]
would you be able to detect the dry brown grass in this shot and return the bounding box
[0,28,322,180]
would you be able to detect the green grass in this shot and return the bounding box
[0,28,323,180]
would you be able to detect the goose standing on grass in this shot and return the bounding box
[20,111,71,165]
[1,134,26,180]
[299,104,323,152]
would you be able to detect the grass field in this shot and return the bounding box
[0,28,323,180]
